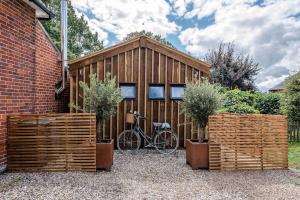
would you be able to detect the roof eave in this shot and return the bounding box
[69,36,210,70]
[68,37,141,65]
[141,36,210,68]
[26,0,55,20]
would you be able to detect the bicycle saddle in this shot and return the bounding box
[153,122,171,129]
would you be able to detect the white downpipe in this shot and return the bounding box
[55,0,68,94]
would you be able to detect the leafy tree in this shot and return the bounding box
[219,89,259,114]
[219,103,259,114]
[41,0,104,59]
[182,79,222,141]
[254,93,281,114]
[206,42,260,91]
[79,74,123,143]
[282,73,300,122]
[123,30,175,48]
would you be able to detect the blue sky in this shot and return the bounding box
[71,0,300,91]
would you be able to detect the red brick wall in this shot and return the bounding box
[0,0,67,169]
[35,21,67,113]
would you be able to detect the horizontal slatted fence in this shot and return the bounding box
[7,113,96,172]
[209,113,288,171]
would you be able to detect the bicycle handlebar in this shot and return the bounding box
[131,110,145,119]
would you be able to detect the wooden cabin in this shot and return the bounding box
[68,36,210,147]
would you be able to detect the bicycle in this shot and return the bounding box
[117,111,179,154]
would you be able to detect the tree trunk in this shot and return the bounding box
[204,126,208,141]
[197,124,206,143]
[96,119,103,143]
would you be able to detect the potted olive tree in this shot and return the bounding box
[182,79,221,170]
[80,73,122,170]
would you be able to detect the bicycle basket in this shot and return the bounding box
[126,113,135,124]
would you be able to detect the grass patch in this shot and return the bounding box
[289,143,300,170]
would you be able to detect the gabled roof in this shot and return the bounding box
[269,71,300,92]
[69,36,210,72]
[23,0,54,20]
[269,81,285,92]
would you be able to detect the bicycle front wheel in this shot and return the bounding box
[117,130,141,152]
[154,130,178,154]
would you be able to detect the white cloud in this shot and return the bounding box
[88,19,109,46]
[177,0,300,91]
[71,0,180,41]
[74,7,109,46]
[184,0,221,19]
[170,0,190,16]
[170,0,222,18]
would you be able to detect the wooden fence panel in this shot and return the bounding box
[262,115,288,169]
[7,113,96,172]
[209,113,288,171]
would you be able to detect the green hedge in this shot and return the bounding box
[218,88,281,115]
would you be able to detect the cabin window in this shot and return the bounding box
[120,83,136,100]
[170,84,185,100]
[149,84,165,100]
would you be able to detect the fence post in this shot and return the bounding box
[297,122,300,142]
[65,115,68,171]
[288,121,300,143]
[260,116,263,170]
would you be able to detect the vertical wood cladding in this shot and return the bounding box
[69,40,210,147]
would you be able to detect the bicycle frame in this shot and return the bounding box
[118,112,179,154]
[133,115,159,145]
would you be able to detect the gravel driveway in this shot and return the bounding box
[0,150,299,200]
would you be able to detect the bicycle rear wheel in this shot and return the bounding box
[117,130,141,152]
[154,129,178,154]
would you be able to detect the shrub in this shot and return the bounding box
[79,73,123,142]
[182,80,222,141]
[222,89,255,106]
[254,92,281,114]
[219,89,259,114]
[218,103,259,114]
[282,73,300,122]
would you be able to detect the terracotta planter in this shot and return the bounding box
[186,139,209,170]
[96,139,114,170]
